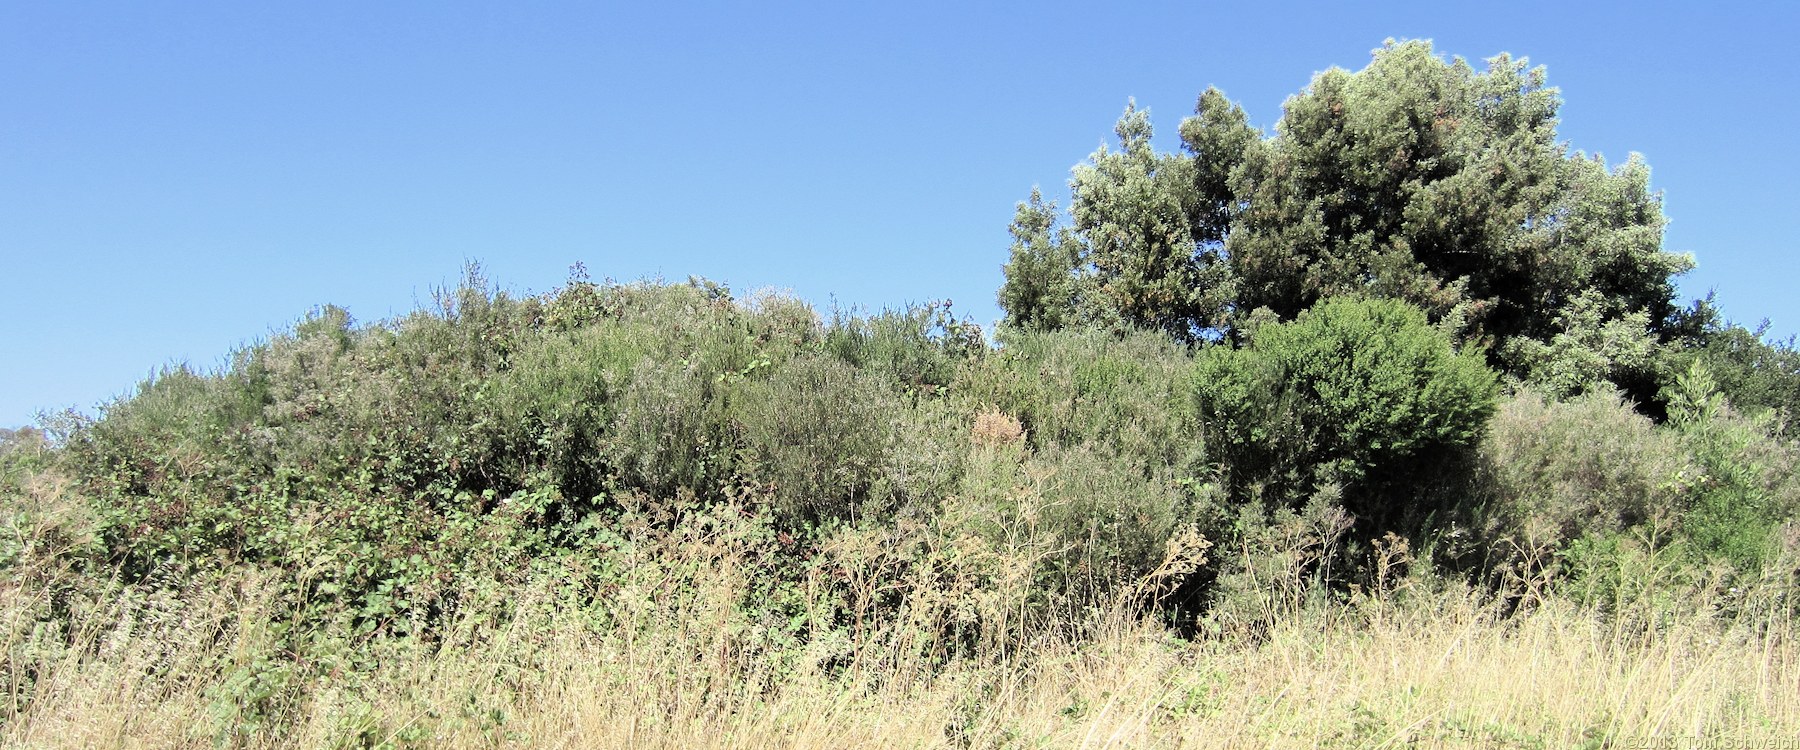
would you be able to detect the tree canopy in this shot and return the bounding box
[999,40,1692,397]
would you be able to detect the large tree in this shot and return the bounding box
[1000,40,1692,392]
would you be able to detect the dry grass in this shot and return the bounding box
[972,409,1026,448]
[3,462,1794,749]
[4,571,1795,750]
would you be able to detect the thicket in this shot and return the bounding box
[4,270,1797,747]
[995,37,1800,611]
[1193,297,1497,525]
[10,267,1793,643]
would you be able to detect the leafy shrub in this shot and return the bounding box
[488,321,651,499]
[1201,493,1356,637]
[951,437,1201,607]
[609,357,735,502]
[1664,307,1800,432]
[958,327,1198,471]
[0,423,95,588]
[884,395,969,510]
[730,355,899,523]
[1504,290,1661,402]
[743,287,826,359]
[824,301,984,396]
[1193,297,1500,526]
[518,279,823,508]
[1475,388,1691,556]
[1665,362,1800,571]
[69,361,282,574]
[944,327,1211,606]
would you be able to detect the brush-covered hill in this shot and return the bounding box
[6,39,1800,749]
[2,268,1796,747]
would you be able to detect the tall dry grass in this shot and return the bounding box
[3,499,1794,750]
[7,585,1796,748]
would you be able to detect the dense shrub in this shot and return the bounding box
[1665,310,1800,432]
[1201,493,1357,637]
[823,301,984,396]
[35,263,1797,668]
[486,320,650,498]
[950,438,1201,608]
[608,357,734,502]
[1474,388,1690,556]
[1460,364,1800,607]
[957,327,1198,472]
[883,396,969,512]
[730,355,900,523]
[1665,362,1800,571]
[1192,297,1500,526]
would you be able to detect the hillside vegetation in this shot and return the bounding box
[4,40,1800,748]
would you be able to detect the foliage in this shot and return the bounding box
[1000,39,1692,402]
[951,438,1204,611]
[731,355,900,523]
[1474,388,1690,557]
[1064,101,1232,342]
[823,300,983,397]
[3,250,1798,746]
[1503,290,1661,401]
[957,326,1199,470]
[8,40,1800,746]
[996,189,1083,335]
[609,356,734,501]
[1192,297,1499,525]
[1664,361,1800,571]
[1664,298,1800,431]
[1200,494,1358,638]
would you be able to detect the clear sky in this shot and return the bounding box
[4,1,1796,428]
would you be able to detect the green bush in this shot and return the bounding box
[1665,362,1800,572]
[61,272,889,646]
[943,327,1213,607]
[1475,388,1691,556]
[609,357,735,503]
[957,327,1199,472]
[730,355,899,523]
[823,301,984,396]
[488,320,651,499]
[1469,363,1799,597]
[1193,297,1500,526]
[45,261,1795,668]
[1200,493,1356,637]
[950,438,1200,607]
[1664,308,1800,432]
[884,396,969,511]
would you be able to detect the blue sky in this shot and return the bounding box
[4,1,1796,427]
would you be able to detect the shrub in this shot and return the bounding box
[1475,388,1691,556]
[488,320,651,499]
[609,357,735,502]
[1663,301,1800,431]
[950,437,1201,607]
[1200,493,1356,637]
[1665,362,1800,572]
[823,301,984,396]
[957,327,1198,471]
[1193,297,1500,526]
[884,395,968,511]
[730,355,899,523]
